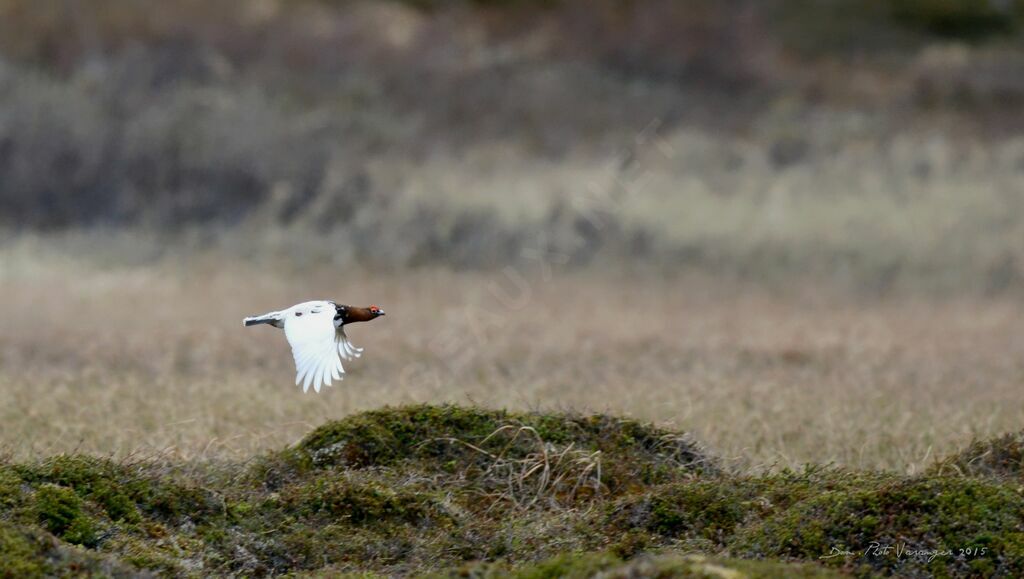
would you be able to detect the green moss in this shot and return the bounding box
[610,468,897,549]
[509,551,620,578]
[19,455,142,521]
[0,521,142,577]
[734,476,1024,577]
[428,552,618,579]
[298,405,511,468]
[618,553,844,578]
[17,454,216,525]
[707,555,846,578]
[434,551,845,578]
[293,404,716,494]
[0,522,48,577]
[143,478,219,523]
[2,407,1024,577]
[285,474,445,527]
[282,525,420,571]
[33,484,97,547]
[0,467,23,509]
[104,533,186,575]
[608,467,1024,575]
[628,480,752,544]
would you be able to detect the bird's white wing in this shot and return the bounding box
[283,302,344,393]
[336,326,364,361]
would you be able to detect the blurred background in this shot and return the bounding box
[1,0,1023,471]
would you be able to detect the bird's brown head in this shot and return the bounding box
[335,303,386,324]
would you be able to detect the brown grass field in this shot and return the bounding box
[3,244,1022,474]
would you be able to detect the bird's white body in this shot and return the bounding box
[243,300,365,393]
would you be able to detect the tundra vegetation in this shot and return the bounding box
[1,405,1023,576]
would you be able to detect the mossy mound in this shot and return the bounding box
[267,404,718,498]
[733,476,1024,577]
[1,405,1023,577]
[932,431,1024,480]
[608,468,898,549]
[0,457,224,576]
[605,465,1024,577]
[0,520,138,577]
[14,455,220,524]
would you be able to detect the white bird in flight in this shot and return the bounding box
[243,301,385,393]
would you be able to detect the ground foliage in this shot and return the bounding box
[1,404,1022,577]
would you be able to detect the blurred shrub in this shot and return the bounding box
[769,0,1024,56]
[891,0,1022,39]
[0,0,1023,290]
[0,62,111,228]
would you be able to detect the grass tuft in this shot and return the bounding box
[932,431,1024,480]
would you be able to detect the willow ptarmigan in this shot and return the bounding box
[243,301,385,393]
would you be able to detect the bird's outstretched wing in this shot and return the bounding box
[337,326,364,361]
[283,303,344,393]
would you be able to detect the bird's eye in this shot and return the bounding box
[295,312,303,317]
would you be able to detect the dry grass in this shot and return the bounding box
[420,424,605,509]
[2,244,1022,474]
